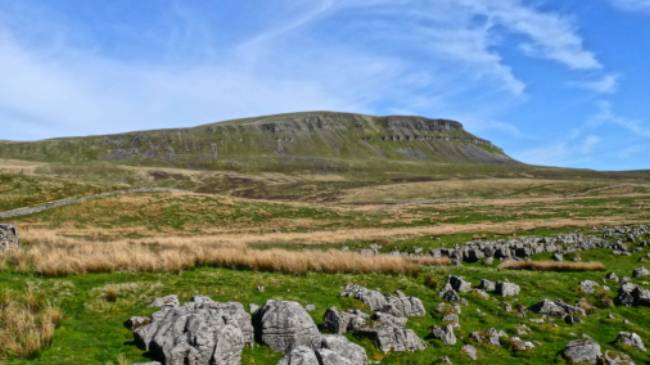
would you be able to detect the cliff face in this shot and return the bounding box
[0,112,514,172]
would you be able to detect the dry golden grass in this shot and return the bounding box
[17,216,645,250]
[499,260,606,272]
[0,289,62,360]
[0,238,449,276]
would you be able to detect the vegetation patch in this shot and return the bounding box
[0,288,62,361]
[499,260,606,272]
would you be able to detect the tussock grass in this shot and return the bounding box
[499,259,606,272]
[0,239,449,276]
[0,288,62,360]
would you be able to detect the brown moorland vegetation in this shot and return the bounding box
[499,259,606,272]
[0,238,449,276]
[0,289,62,360]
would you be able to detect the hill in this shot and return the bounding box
[0,112,514,173]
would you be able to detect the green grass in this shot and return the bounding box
[0,173,116,212]
[2,235,650,365]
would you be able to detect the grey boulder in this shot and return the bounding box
[0,224,18,251]
[277,346,320,365]
[383,291,425,317]
[431,325,457,345]
[133,295,252,365]
[616,331,646,352]
[255,300,321,353]
[341,284,387,311]
[495,281,520,297]
[563,338,602,364]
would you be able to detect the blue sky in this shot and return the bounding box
[1,0,650,170]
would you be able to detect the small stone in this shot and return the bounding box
[495,281,520,297]
[447,276,472,293]
[478,279,496,292]
[341,284,387,311]
[563,338,602,364]
[510,336,535,352]
[150,295,179,308]
[278,346,319,365]
[125,316,149,330]
[616,331,646,352]
[579,280,600,294]
[599,350,635,365]
[0,224,18,251]
[305,304,316,312]
[431,325,457,345]
[461,344,478,360]
[442,313,460,328]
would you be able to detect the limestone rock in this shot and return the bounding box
[495,281,520,297]
[341,284,387,311]
[563,338,602,364]
[599,350,636,365]
[616,331,646,352]
[355,312,426,353]
[383,291,425,317]
[277,346,320,365]
[322,307,367,335]
[447,276,472,293]
[133,296,252,365]
[528,299,585,318]
[510,336,535,352]
[0,224,18,251]
[461,344,478,360]
[580,280,600,294]
[478,279,496,292]
[255,300,321,353]
[320,335,368,365]
[431,325,457,345]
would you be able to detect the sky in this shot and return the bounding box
[1,0,650,170]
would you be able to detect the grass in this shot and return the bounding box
[499,260,606,272]
[0,238,449,276]
[1,244,650,365]
[0,288,62,360]
[1,159,650,364]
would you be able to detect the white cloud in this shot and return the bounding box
[514,134,602,166]
[608,0,650,13]
[459,0,602,70]
[593,102,650,138]
[568,74,619,94]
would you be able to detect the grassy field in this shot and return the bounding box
[1,159,650,364]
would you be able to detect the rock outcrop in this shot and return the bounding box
[0,224,18,250]
[132,295,253,365]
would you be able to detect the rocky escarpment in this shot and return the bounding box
[0,112,514,171]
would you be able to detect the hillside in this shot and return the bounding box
[0,112,514,173]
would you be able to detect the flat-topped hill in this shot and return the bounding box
[0,112,514,173]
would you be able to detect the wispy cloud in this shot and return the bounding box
[514,134,602,167]
[459,0,602,70]
[568,74,620,94]
[593,101,650,138]
[607,0,650,13]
